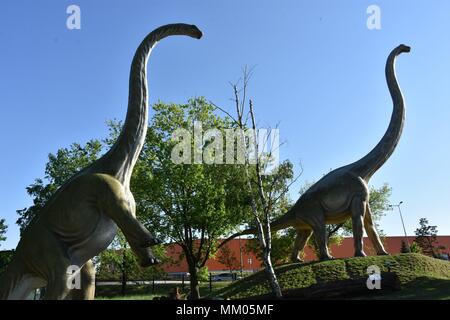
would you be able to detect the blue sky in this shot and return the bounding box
[1,0,449,250]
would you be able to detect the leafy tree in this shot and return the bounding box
[0,219,7,247]
[414,218,442,257]
[131,98,251,299]
[409,241,423,254]
[217,244,240,273]
[0,250,14,276]
[197,266,210,283]
[95,232,167,295]
[400,240,410,253]
[16,140,103,233]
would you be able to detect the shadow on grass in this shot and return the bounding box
[95,282,230,300]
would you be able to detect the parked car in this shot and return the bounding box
[211,273,234,281]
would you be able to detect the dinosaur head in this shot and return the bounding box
[396,44,411,54]
[187,24,203,39]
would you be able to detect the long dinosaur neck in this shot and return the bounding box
[349,44,410,181]
[91,24,202,187]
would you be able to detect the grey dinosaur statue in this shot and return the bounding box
[223,44,410,262]
[0,23,203,300]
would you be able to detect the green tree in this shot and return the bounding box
[0,219,7,247]
[0,250,14,276]
[16,140,103,233]
[409,241,423,254]
[414,218,442,258]
[197,266,210,283]
[400,240,410,253]
[133,98,251,299]
[217,244,240,273]
[95,232,167,295]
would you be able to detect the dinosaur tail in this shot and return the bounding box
[218,209,295,248]
[349,44,410,180]
[90,24,203,185]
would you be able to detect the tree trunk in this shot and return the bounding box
[262,246,283,298]
[121,253,127,296]
[188,264,200,300]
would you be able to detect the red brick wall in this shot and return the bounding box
[161,236,450,273]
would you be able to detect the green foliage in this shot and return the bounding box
[400,240,423,254]
[0,250,14,276]
[126,98,252,298]
[0,219,7,246]
[414,218,443,258]
[95,232,167,281]
[409,241,423,254]
[217,244,240,272]
[245,228,297,265]
[197,266,210,283]
[215,253,450,299]
[16,140,103,233]
[400,240,410,253]
[340,183,392,236]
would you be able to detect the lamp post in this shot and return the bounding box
[238,235,243,277]
[389,201,410,252]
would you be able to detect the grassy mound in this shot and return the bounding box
[214,254,450,299]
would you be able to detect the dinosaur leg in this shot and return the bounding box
[105,198,161,267]
[364,204,388,255]
[351,197,367,257]
[42,265,72,300]
[67,260,96,300]
[290,229,312,263]
[0,262,44,300]
[312,222,333,261]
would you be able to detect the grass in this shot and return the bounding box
[95,282,230,300]
[212,253,450,300]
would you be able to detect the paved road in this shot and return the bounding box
[96,280,190,286]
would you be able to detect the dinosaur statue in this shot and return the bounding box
[223,44,410,262]
[0,23,203,300]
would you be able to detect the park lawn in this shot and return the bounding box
[95,282,230,300]
[213,253,450,300]
[353,276,450,300]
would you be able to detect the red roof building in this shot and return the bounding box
[161,236,450,274]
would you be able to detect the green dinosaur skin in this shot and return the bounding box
[224,45,410,263]
[0,24,203,300]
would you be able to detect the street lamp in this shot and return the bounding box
[389,201,410,252]
[238,235,243,277]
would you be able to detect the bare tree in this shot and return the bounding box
[213,67,302,298]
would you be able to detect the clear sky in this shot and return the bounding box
[1,0,449,250]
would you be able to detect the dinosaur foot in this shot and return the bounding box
[354,251,367,258]
[140,256,161,268]
[133,246,161,267]
[377,251,389,256]
[140,234,164,247]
